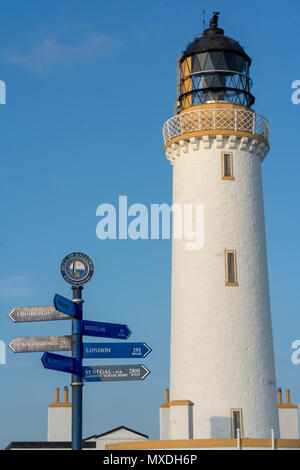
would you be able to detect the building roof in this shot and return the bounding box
[83,425,149,441]
[182,24,251,64]
[5,441,96,450]
[6,425,148,449]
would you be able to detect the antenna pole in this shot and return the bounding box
[202,9,206,31]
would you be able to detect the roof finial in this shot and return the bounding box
[209,11,220,29]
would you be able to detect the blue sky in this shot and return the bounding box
[0,0,299,449]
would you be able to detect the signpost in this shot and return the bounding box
[9,252,151,452]
[83,342,151,359]
[41,352,76,374]
[81,319,131,340]
[53,294,82,319]
[9,335,72,353]
[9,306,70,323]
[82,364,150,382]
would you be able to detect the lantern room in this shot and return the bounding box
[177,12,254,112]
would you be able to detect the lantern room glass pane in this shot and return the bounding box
[191,55,200,73]
[223,52,236,71]
[235,55,243,72]
[198,53,207,70]
[192,53,208,72]
[218,52,228,70]
[204,54,214,70]
[202,74,214,88]
[209,51,221,68]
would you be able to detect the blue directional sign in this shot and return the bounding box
[82,364,150,382]
[83,342,151,359]
[41,352,76,374]
[81,320,131,340]
[53,294,82,319]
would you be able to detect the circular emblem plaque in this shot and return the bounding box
[60,252,94,286]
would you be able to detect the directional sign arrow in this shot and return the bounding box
[9,335,72,353]
[81,320,131,340]
[53,294,82,319]
[9,305,70,323]
[82,364,150,382]
[41,352,76,374]
[83,342,151,359]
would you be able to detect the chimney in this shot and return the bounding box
[47,386,72,442]
[286,389,291,405]
[64,386,69,404]
[277,388,282,406]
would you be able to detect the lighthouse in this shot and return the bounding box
[161,12,280,440]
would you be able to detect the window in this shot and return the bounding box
[225,250,238,286]
[230,409,244,438]
[221,152,234,180]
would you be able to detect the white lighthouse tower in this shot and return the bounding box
[161,12,280,440]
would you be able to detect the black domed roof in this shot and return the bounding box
[182,25,251,64]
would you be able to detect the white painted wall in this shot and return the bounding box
[167,133,279,439]
[279,408,299,439]
[47,407,72,442]
[160,407,170,440]
[169,404,193,439]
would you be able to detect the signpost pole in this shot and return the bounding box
[71,286,84,451]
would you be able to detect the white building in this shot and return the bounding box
[278,389,299,440]
[107,12,300,451]
[48,387,72,442]
[84,427,148,450]
[164,12,278,440]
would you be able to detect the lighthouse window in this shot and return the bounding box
[230,409,244,438]
[225,250,238,286]
[222,152,234,180]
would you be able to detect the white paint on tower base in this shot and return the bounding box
[166,134,280,439]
